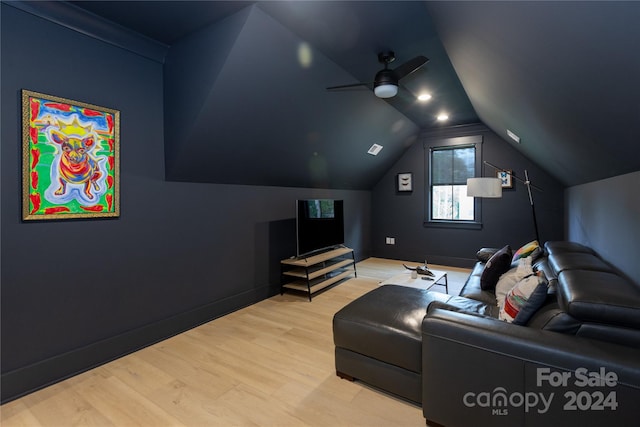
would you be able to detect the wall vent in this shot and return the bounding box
[368,144,383,156]
[507,129,521,143]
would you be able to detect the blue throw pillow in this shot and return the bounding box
[499,274,548,325]
[513,280,548,325]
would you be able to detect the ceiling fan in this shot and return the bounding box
[326,51,429,99]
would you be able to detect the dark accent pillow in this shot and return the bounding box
[480,245,512,290]
[513,281,549,325]
[476,247,501,263]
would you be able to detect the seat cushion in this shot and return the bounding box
[333,285,451,373]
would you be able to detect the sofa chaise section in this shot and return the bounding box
[332,240,640,426]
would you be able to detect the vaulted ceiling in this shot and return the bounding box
[427,1,640,187]
[25,1,640,188]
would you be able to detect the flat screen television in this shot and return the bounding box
[296,199,344,257]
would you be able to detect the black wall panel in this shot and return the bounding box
[0,4,371,402]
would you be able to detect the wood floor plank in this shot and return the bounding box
[69,370,185,427]
[1,258,470,426]
[1,399,49,427]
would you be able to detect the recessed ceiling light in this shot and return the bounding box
[417,93,432,101]
[436,114,449,121]
[368,143,383,156]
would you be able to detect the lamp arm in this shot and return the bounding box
[524,170,534,205]
[524,169,541,242]
[483,161,541,243]
[483,161,543,192]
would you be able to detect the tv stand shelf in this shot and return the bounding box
[281,247,356,301]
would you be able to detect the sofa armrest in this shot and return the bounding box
[421,309,640,427]
[428,295,499,319]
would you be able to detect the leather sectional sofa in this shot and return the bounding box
[332,241,640,426]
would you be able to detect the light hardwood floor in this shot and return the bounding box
[1,258,470,427]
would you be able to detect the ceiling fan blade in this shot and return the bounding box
[392,55,429,80]
[326,82,371,91]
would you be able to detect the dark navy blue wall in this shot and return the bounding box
[371,124,565,267]
[0,4,371,402]
[567,172,640,286]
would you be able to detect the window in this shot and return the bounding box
[425,135,483,228]
[431,146,475,220]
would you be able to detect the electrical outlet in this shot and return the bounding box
[385,237,395,245]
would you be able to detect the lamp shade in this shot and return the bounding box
[374,84,398,98]
[467,177,502,198]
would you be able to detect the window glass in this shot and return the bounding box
[425,135,482,228]
[431,184,474,220]
[431,145,475,220]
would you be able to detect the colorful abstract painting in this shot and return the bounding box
[22,90,120,220]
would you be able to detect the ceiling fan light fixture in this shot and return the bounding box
[327,52,427,99]
[374,84,398,98]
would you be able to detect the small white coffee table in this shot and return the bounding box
[379,269,449,293]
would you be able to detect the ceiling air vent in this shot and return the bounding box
[507,129,521,143]
[368,144,383,156]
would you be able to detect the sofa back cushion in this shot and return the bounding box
[544,241,595,255]
[549,252,612,274]
[459,262,501,306]
[557,270,640,330]
[476,247,500,263]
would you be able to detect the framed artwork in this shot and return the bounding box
[22,90,120,220]
[498,170,513,189]
[397,172,413,192]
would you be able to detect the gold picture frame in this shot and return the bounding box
[22,90,120,220]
